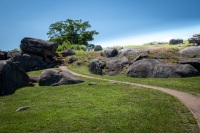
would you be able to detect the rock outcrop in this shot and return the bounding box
[105,57,129,75]
[9,53,57,72]
[118,48,139,57]
[179,58,200,71]
[101,48,118,57]
[127,59,199,78]
[0,61,30,96]
[94,45,103,51]
[179,46,200,55]
[20,37,58,57]
[169,39,183,44]
[89,59,103,75]
[39,69,83,86]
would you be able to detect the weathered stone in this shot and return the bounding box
[127,59,199,78]
[105,57,129,75]
[9,53,56,72]
[20,37,58,57]
[88,82,98,85]
[179,46,200,55]
[152,64,199,78]
[61,49,75,57]
[101,48,118,57]
[0,51,7,60]
[16,106,30,112]
[179,58,200,71]
[65,56,77,64]
[39,69,83,86]
[94,45,103,51]
[89,59,103,75]
[127,59,163,78]
[118,48,139,57]
[169,39,183,44]
[0,61,30,96]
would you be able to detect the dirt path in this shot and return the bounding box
[59,66,200,127]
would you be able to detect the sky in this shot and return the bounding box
[0,0,200,51]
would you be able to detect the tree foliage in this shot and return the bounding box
[47,19,99,46]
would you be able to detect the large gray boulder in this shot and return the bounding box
[179,46,200,55]
[61,49,75,57]
[101,48,118,57]
[127,59,162,78]
[105,57,129,75]
[39,69,83,86]
[152,64,199,78]
[65,56,78,64]
[118,48,139,57]
[127,59,199,78]
[179,58,200,71]
[9,53,56,72]
[20,37,58,57]
[89,59,103,75]
[0,61,30,95]
[94,45,103,51]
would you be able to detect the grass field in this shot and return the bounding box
[67,65,200,97]
[0,78,199,132]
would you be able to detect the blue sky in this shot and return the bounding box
[0,0,200,50]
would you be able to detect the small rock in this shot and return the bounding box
[0,102,5,105]
[109,81,117,84]
[88,82,98,85]
[16,106,31,112]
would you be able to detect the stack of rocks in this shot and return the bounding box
[188,34,200,46]
[9,37,59,71]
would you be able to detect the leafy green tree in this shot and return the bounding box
[47,19,99,46]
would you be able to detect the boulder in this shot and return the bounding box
[179,58,200,71]
[61,49,75,57]
[39,69,83,86]
[94,45,103,51]
[9,53,56,72]
[127,59,163,78]
[101,48,118,57]
[169,39,183,44]
[65,56,77,64]
[127,59,199,78]
[152,64,199,78]
[179,46,200,55]
[0,51,7,60]
[20,37,58,57]
[89,59,103,75]
[188,34,200,45]
[105,57,129,75]
[0,61,30,96]
[118,48,139,57]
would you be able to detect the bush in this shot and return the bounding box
[56,41,86,52]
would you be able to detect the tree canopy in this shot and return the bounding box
[47,19,99,46]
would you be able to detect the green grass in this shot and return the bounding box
[67,65,200,97]
[0,78,199,132]
[27,70,42,76]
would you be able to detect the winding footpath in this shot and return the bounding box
[60,66,200,128]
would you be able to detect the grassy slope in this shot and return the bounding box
[0,78,199,132]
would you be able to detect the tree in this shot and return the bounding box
[47,19,99,46]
